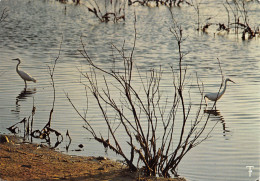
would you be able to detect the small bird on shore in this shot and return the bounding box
[13,58,36,89]
[204,78,235,105]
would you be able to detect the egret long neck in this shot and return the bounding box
[218,79,228,99]
[16,61,21,73]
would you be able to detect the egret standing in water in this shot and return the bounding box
[13,58,36,88]
[204,78,235,105]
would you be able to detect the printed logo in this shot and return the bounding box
[246,166,254,177]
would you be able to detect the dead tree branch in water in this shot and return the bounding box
[86,0,126,22]
[43,36,63,129]
[32,36,64,146]
[190,0,202,31]
[56,0,80,5]
[127,0,190,7]
[200,0,259,39]
[225,0,258,39]
[0,8,8,24]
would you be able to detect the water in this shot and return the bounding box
[0,0,260,180]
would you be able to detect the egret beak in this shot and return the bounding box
[12,58,19,61]
[230,80,235,84]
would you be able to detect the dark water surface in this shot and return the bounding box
[0,0,259,180]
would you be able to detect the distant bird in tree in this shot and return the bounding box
[204,78,235,105]
[13,58,36,88]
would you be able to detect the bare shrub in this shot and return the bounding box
[67,15,216,178]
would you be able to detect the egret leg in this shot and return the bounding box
[24,80,27,89]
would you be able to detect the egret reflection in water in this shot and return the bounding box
[12,88,36,113]
[204,109,231,138]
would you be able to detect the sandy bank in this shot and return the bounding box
[0,135,185,181]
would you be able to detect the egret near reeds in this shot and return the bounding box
[13,58,36,89]
[204,78,235,105]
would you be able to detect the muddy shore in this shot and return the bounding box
[0,135,185,181]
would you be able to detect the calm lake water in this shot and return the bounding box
[0,0,260,180]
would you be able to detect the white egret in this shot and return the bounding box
[204,78,235,105]
[13,58,36,88]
